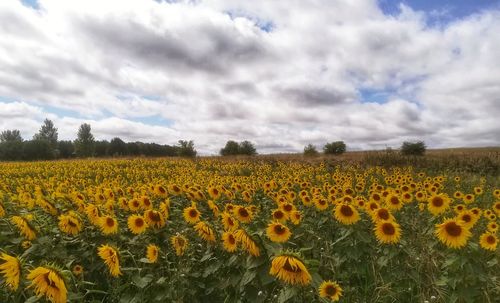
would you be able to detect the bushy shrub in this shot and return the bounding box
[401,141,426,156]
[323,141,346,155]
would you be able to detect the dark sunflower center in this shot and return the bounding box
[378,209,389,220]
[143,199,151,206]
[390,197,400,205]
[159,187,166,193]
[228,235,236,244]
[173,186,180,192]
[340,205,353,217]
[284,204,293,212]
[283,259,301,273]
[432,197,443,207]
[369,203,379,211]
[149,212,160,221]
[189,209,198,218]
[133,201,139,207]
[486,235,496,244]
[495,204,500,210]
[212,189,219,195]
[461,214,471,222]
[274,224,286,235]
[445,222,462,237]
[135,218,144,227]
[382,223,396,235]
[373,194,380,201]
[325,285,337,296]
[239,208,249,217]
[457,206,463,211]
[106,218,115,227]
[177,238,185,246]
[68,219,77,227]
[274,211,284,219]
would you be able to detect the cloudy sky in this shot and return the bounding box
[1,0,499,154]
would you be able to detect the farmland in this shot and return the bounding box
[0,155,499,302]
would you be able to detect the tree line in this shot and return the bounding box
[0,119,196,161]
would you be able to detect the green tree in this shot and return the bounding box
[23,139,54,160]
[74,123,95,157]
[177,140,197,157]
[323,141,346,155]
[0,129,22,142]
[220,140,240,156]
[401,141,426,156]
[33,119,58,148]
[303,144,319,156]
[108,137,128,156]
[239,141,257,155]
[58,140,74,158]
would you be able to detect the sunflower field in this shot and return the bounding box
[0,158,499,303]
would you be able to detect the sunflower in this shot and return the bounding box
[456,210,477,229]
[222,231,238,252]
[168,184,183,195]
[27,266,67,303]
[463,194,475,204]
[435,218,471,249]
[493,202,500,216]
[271,209,289,222]
[234,205,253,223]
[427,194,451,216]
[208,186,222,200]
[374,221,401,244]
[11,215,36,240]
[366,201,380,212]
[146,244,160,263]
[194,221,216,243]
[385,194,403,211]
[99,216,118,235]
[290,210,302,225]
[487,221,498,233]
[128,199,141,212]
[415,191,427,202]
[280,202,296,214]
[0,202,5,217]
[314,198,329,211]
[140,196,153,210]
[221,212,239,231]
[453,191,463,199]
[0,253,21,291]
[266,222,292,243]
[144,210,165,228]
[269,255,311,286]
[154,185,168,197]
[58,213,82,236]
[22,241,32,249]
[126,214,147,234]
[183,206,201,224]
[97,244,121,277]
[479,232,498,251]
[334,203,360,225]
[72,264,83,276]
[234,229,260,257]
[474,187,483,195]
[319,280,343,301]
[453,204,466,213]
[171,235,188,256]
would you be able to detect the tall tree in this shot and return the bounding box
[239,141,257,155]
[220,140,240,156]
[0,129,22,142]
[34,119,58,149]
[108,137,128,156]
[74,123,95,157]
[177,140,197,157]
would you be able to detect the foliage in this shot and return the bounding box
[401,141,426,156]
[74,123,95,157]
[177,140,197,157]
[323,141,347,155]
[108,137,128,156]
[0,129,23,142]
[22,139,54,160]
[303,144,319,156]
[58,141,75,158]
[0,158,498,303]
[221,140,257,156]
[33,119,58,150]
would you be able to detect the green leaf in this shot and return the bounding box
[278,287,298,303]
[240,269,257,286]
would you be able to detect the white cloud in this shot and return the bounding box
[0,0,499,154]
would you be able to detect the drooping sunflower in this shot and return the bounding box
[99,216,119,235]
[144,210,165,228]
[208,186,222,200]
[194,221,216,243]
[479,232,498,251]
[183,206,201,224]
[127,214,147,234]
[435,218,471,249]
[11,215,36,240]
[290,210,302,225]
[266,222,292,243]
[146,244,160,263]
[58,213,82,236]
[269,254,311,286]
[97,244,121,277]
[171,235,188,256]
[233,205,253,223]
[374,221,402,244]
[27,266,67,303]
[154,185,168,197]
[319,280,343,301]
[427,194,451,216]
[221,212,239,231]
[222,231,238,252]
[234,229,260,257]
[334,203,360,225]
[0,253,21,291]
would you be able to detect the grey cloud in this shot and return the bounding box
[277,86,354,107]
